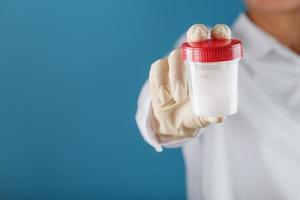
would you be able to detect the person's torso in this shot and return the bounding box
[182,13,300,200]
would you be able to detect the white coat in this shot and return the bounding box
[136,13,300,200]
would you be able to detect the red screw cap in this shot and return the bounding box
[181,39,243,63]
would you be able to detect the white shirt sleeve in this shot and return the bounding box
[135,81,202,152]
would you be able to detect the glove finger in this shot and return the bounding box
[191,116,225,129]
[211,24,231,39]
[149,59,172,107]
[206,116,225,124]
[168,48,187,103]
[187,24,209,44]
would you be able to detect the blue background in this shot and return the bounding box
[0,0,243,199]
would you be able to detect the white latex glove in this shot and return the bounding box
[149,24,231,142]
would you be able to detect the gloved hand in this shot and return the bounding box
[149,24,232,142]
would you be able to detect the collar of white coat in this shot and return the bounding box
[232,13,300,63]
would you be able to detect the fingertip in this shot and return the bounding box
[150,59,168,81]
[187,24,208,44]
[150,59,168,71]
[168,49,181,67]
[168,48,181,61]
[211,24,231,40]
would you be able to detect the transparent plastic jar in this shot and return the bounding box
[181,39,243,117]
